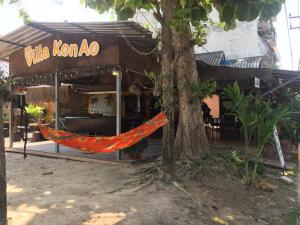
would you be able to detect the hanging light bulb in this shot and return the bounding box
[112,68,120,77]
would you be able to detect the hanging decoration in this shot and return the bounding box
[39,112,167,153]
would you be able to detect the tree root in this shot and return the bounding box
[107,161,162,194]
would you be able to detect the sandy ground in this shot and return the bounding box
[6,152,299,225]
[6,153,192,225]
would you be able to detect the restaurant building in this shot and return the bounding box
[1,21,300,163]
[0,21,161,159]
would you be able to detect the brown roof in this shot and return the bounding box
[0,21,153,60]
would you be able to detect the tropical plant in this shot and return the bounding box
[224,82,291,186]
[25,105,45,123]
[223,82,257,184]
[250,99,290,185]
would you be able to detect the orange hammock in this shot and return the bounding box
[39,113,167,153]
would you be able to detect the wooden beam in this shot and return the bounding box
[28,22,62,36]
[0,39,25,47]
[69,22,99,35]
[261,74,300,97]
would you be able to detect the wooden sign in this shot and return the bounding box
[24,39,100,67]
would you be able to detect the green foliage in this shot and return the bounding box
[144,71,162,94]
[230,150,265,179]
[144,71,177,111]
[176,145,257,179]
[84,0,152,20]
[25,105,44,122]
[223,83,256,185]
[279,207,300,225]
[214,0,283,29]
[224,82,291,186]
[193,23,207,46]
[2,113,9,121]
[250,98,290,184]
[289,94,300,111]
[0,70,7,87]
[223,82,257,147]
[83,0,284,46]
[0,71,11,101]
[254,100,290,151]
[18,8,31,23]
[190,79,216,100]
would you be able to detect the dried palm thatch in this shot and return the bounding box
[26,86,72,105]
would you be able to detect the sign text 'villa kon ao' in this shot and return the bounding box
[24,39,100,67]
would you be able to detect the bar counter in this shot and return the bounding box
[60,116,143,136]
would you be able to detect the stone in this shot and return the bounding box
[257,180,278,192]
[279,176,294,185]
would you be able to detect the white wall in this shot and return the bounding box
[195,10,268,59]
[132,9,268,60]
[273,0,300,70]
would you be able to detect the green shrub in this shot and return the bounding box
[25,104,44,122]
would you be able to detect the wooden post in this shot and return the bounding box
[116,70,122,160]
[55,72,60,153]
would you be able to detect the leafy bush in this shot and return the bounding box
[230,150,265,179]
[224,82,290,186]
[190,79,217,100]
[25,105,45,122]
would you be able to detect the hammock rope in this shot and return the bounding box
[39,112,167,153]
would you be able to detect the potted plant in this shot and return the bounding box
[25,104,44,123]
[123,139,148,160]
[25,104,45,142]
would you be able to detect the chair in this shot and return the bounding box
[210,118,221,140]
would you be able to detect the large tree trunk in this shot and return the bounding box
[0,96,7,225]
[160,0,175,175]
[173,30,209,160]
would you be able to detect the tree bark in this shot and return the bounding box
[0,96,7,225]
[160,0,175,175]
[173,29,209,160]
